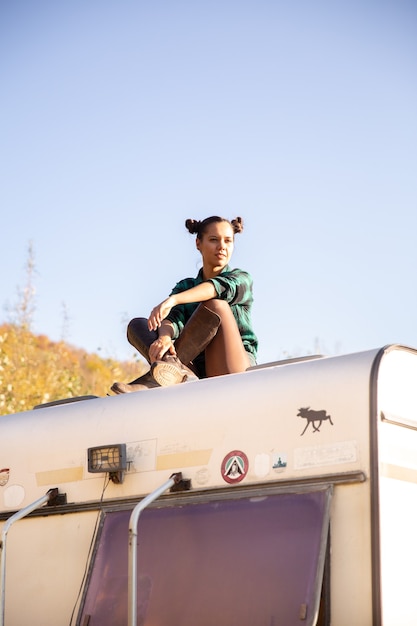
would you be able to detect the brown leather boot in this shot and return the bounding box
[174,305,221,365]
[151,355,198,387]
[111,319,158,394]
[151,305,221,387]
[111,371,160,394]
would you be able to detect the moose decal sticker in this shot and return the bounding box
[297,407,334,436]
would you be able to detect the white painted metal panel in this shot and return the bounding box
[377,347,417,626]
[0,345,416,625]
[1,349,377,509]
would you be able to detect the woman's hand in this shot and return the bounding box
[148,335,175,363]
[148,296,175,331]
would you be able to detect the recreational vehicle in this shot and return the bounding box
[1,344,416,625]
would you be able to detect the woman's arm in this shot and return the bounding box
[148,319,176,362]
[148,281,216,331]
[147,282,217,361]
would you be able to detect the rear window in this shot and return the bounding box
[79,488,331,626]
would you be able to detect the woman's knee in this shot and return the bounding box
[204,299,232,318]
[127,317,151,344]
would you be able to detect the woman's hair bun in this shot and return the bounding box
[185,219,201,234]
[185,215,244,237]
[231,217,244,234]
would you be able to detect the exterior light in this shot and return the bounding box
[87,443,127,484]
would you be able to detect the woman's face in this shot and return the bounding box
[197,221,234,275]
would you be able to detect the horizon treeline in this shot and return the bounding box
[1,243,144,415]
[0,322,145,415]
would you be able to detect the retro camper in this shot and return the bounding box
[1,344,417,625]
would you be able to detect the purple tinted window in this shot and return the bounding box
[79,489,330,626]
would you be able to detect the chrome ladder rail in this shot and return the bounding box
[0,488,59,626]
[128,473,182,626]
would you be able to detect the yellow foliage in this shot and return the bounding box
[0,324,147,415]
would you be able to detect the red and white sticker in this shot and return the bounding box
[0,468,10,487]
[221,451,248,484]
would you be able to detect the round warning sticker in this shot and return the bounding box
[0,468,10,487]
[221,450,249,484]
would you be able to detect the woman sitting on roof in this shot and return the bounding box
[111,215,258,393]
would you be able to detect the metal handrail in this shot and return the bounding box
[0,488,58,626]
[128,473,182,626]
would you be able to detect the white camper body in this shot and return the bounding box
[1,344,417,625]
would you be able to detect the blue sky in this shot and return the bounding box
[1,0,416,365]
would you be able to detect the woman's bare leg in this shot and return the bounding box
[203,299,250,377]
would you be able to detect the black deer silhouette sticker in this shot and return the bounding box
[297,407,334,435]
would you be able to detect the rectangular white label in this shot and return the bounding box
[294,440,358,470]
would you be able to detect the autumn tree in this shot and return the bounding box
[0,244,144,415]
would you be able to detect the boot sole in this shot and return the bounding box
[151,362,186,387]
[111,382,154,394]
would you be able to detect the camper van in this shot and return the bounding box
[1,344,417,626]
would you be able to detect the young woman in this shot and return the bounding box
[111,216,258,393]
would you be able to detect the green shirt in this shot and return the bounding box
[167,265,258,359]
